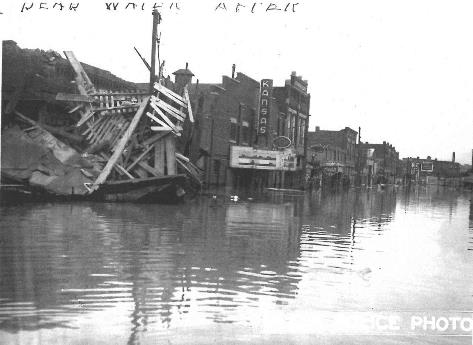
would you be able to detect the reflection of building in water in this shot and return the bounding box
[304,189,398,235]
[0,198,304,341]
[0,204,124,331]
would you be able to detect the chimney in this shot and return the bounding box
[315,126,320,131]
[232,64,236,79]
[452,152,455,163]
[173,63,194,94]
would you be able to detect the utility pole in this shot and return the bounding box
[149,9,162,93]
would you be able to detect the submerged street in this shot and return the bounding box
[1,187,472,344]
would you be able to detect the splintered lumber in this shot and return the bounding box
[184,86,194,123]
[126,145,154,172]
[154,82,187,108]
[146,111,172,131]
[151,96,185,122]
[148,103,178,131]
[63,51,98,129]
[100,153,134,179]
[91,96,150,191]
[64,51,95,94]
[165,136,176,175]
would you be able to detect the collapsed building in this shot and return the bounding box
[1,40,202,202]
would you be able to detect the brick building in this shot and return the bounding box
[272,72,311,187]
[186,70,310,190]
[186,72,260,188]
[358,141,400,184]
[306,126,358,186]
[401,155,461,182]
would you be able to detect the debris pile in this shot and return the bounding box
[1,43,202,202]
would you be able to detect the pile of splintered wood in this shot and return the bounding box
[57,51,201,194]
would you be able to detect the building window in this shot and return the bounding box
[287,114,292,140]
[291,115,296,141]
[230,117,238,143]
[241,121,249,145]
[278,114,286,136]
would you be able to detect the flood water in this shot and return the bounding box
[1,187,472,344]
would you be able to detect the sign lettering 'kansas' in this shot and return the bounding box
[258,79,273,135]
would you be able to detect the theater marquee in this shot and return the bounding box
[230,146,297,171]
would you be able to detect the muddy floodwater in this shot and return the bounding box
[1,187,472,344]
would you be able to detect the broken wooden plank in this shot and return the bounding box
[126,145,154,172]
[154,82,187,107]
[68,104,84,114]
[151,126,173,132]
[150,96,185,122]
[64,51,96,94]
[76,109,96,127]
[91,96,150,190]
[148,104,178,131]
[176,152,190,163]
[184,86,194,123]
[56,93,96,103]
[110,119,130,148]
[146,111,173,131]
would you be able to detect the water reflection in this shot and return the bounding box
[0,187,472,344]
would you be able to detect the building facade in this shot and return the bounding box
[401,155,461,183]
[358,141,400,184]
[306,126,358,187]
[187,70,310,190]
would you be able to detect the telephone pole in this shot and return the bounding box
[149,9,162,93]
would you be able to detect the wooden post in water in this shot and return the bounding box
[165,136,177,175]
[154,141,165,175]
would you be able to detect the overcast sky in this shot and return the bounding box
[1,0,472,163]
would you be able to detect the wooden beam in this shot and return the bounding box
[64,51,95,93]
[165,135,176,175]
[154,82,187,106]
[68,104,84,114]
[148,103,178,131]
[137,161,160,176]
[91,96,150,191]
[154,140,165,175]
[146,111,172,130]
[151,126,173,132]
[126,145,154,171]
[184,86,194,123]
[56,93,96,103]
[151,96,185,122]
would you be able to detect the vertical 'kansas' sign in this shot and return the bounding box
[258,79,273,135]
